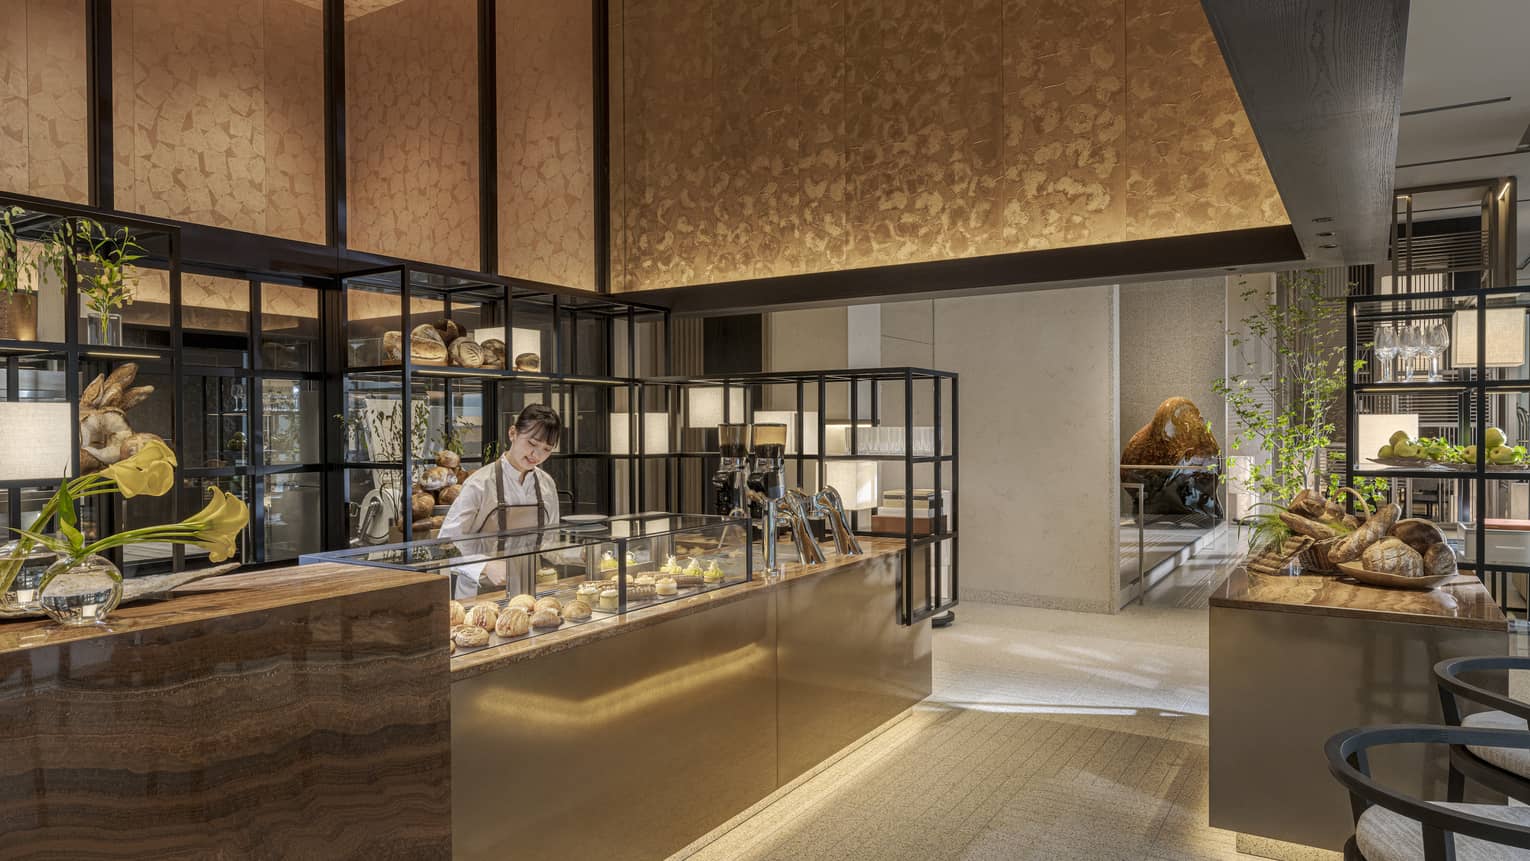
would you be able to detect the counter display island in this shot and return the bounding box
[1209,565,1510,855]
[0,514,930,860]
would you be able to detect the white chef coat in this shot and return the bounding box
[438,457,560,599]
[438,457,560,539]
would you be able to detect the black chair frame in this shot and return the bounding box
[1435,655,1530,804]
[1327,724,1530,861]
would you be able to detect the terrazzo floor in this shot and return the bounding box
[679,529,1266,861]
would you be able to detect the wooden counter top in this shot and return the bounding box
[0,562,437,658]
[448,537,910,681]
[1211,567,1508,632]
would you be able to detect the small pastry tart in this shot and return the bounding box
[562,600,592,621]
[655,577,678,596]
[495,607,530,637]
[703,561,725,584]
[576,583,601,605]
[660,555,680,575]
[530,607,563,629]
[452,625,490,647]
[599,551,619,573]
[465,602,500,630]
[634,573,656,586]
[598,588,619,610]
[534,595,562,613]
[684,558,702,575]
[508,593,537,612]
[536,567,559,585]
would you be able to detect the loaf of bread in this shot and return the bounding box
[530,607,563,629]
[480,339,507,369]
[410,324,447,364]
[433,318,463,345]
[449,339,485,368]
[465,602,500,630]
[495,607,530,637]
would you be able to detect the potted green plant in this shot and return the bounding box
[40,217,146,346]
[1215,270,1387,542]
[0,206,37,340]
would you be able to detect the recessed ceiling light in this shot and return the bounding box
[1319,243,1338,249]
[1224,267,1238,272]
[1313,216,1335,223]
[1316,231,1334,237]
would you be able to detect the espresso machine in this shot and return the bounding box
[711,423,751,519]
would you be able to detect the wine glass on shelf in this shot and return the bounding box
[1399,323,1423,383]
[1373,324,1397,383]
[1425,321,1450,382]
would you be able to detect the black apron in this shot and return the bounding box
[471,458,548,534]
[460,460,548,597]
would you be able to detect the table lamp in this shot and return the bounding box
[0,402,73,481]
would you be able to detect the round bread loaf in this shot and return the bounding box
[411,491,435,519]
[514,352,540,372]
[480,339,507,369]
[383,330,403,362]
[438,484,461,505]
[562,600,592,621]
[419,465,457,491]
[508,593,537,612]
[534,595,562,612]
[434,318,463,345]
[437,449,461,469]
[530,608,563,629]
[449,339,485,368]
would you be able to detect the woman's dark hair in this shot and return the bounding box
[513,404,562,446]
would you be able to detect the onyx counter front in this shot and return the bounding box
[1209,568,1509,854]
[449,538,932,861]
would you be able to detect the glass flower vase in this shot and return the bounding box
[0,540,56,612]
[39,553,123,626]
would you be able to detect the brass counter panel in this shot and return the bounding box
[777,547,933,784]
[1209,603,1508,851]
[451,589,779,861]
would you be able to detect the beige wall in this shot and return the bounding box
[610,0,1287,294]
[0,0,88,203]
[112,0,326,244]
[1118,277,1227,450]
[765,286,1122,613]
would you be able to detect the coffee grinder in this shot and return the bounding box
[711,423,751,518]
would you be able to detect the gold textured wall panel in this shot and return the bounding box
[111,0,325,244]
[0,0,88,203]
[497,0,596,291]
[346,0,480,271]
[1123,0,1287,239]
[610,0,1287,293]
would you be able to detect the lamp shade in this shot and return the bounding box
[1357,413,1418,459]
[1452,308,1526,368]
[752,410,819,455]
[609,412,670,455]
[0,402,73,481]
[825,460,878,509]
[687,387,745,428]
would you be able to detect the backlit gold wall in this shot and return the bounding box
[497,0,596,291]
[346,0,480,272]
[0,0,88,203]
[610,0,1288,293]
[112,0,326,244]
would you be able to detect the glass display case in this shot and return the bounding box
[302,513,751,658]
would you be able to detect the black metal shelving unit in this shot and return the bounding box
[1346,283,1530,605]
[642,367,959,625]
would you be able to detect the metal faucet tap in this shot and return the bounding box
[811,486,864,556]
[783,489,827,566]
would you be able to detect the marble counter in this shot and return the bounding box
[1211,568,1508,632]
[448,537,909,680]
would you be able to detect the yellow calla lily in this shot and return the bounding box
[98,438,177,498]
[186,488,249,562]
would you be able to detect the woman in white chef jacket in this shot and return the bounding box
[439,404,562,596]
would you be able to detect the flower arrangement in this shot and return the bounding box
[0,439,250,608]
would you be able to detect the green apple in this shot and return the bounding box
[1389,430,1411,447]
[1378,444,1394,458]
[1464,445,1478,461]
[1486,427,1508,448]
[1491,445,1516,465]
[1393,442,1421,458]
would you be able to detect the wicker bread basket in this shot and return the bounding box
[1295,488,1372,574]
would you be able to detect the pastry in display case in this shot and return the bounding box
[301,512,751,659]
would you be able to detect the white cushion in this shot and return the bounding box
[1356,801,1530,861]
[1464,710,1530,779]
